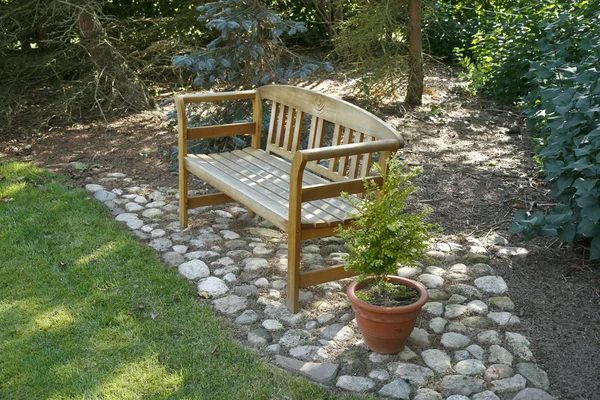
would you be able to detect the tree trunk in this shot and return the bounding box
[404,0,423,106]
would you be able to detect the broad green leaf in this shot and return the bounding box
[575,194,599,208]
[577,217,600,237]
[557,223,577,243]
[581,207,600,223]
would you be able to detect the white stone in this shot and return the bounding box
[466,344,485,360]
[408,328,430,347]
[440,375,485,396]
[429,317,448,333]
[185,250,220,260]
[472,391,500,400]
[317,313,336,324]
[490,374,527,394]
[512,388,554,400]
[133,195,147,204]
[418,274,445,288]
[321,324,354,340]
[421,349,452,373]
[142,208,164,219]
[425,265,447,276]
[369,369,390,381]
[94,190,116,202]
[125,202,144,212]
[506,332,534,361]
[172,245,188,254]
[248,328,270,346]
[223,273,237,283]
[488,312,513,326]
[413,388,443,400]
[85,183,104,192]
[336,376,375,393]
[396,266,422,278]
[441,332,470,348]
[289,345,328,361]
[279,329,308,347]
[378,379,411,399]
[162,252,184,266]
[234,310,259,325]
[253,246,273,255]
[244,258,270,271]
[148,238,173,252]
[516,363,550,389]
[477,330,501,345]
[423,302,444,316]
[197,277,228,297]
[496,246,528,258]
[213,295,246,314]
[467,300,488,314]
[474,276,508,295]
[484,364,514,381]
[151,229,166,238]
[254,278,270,288]
[221,230,240,240]
[126,219,144,230]
[262,319,284,331]
[115,213,139,222]
[445,304,468,319]
[488,345,514,365]
[178,260,210,280]
[390,364,434,386]
[454,359,486,375]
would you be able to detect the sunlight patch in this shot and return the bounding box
[35,307,74,331]
[76,242,118,266]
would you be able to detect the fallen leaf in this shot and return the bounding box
[199,291,210,299]
[571,264,584,271]
[59,262,67,269]
[1,197,14,202]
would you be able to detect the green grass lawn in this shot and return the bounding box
[0,162,370,400]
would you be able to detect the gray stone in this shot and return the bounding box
[396,266,422,278]
[454,350,470,361]
[220,230,240,240]
[440,375,485,396]
[441,332,470,348]
[467,300,488,314]
[423,302,444,316]
[264,301,306,326]
[378,379,411,399]
[85,183,104,192]
[146,201,166,208]
[512,388,554,400]
[448,284,482,299]
[197,277,228,297]
[305,320,317,330]
[408,328,430,347]
[197,232,222,243]
[437,242,463,252]
[471,391,500,400]
[490,374,526,394]
[462,253,490,264]
[94,190,116,202]
[369,369,390,381]
[487,312,513,326]
[262,319,284,331]
[266,344,280,353]
[171,232,192,242]
[248,328,271,346]
[462,316,493,329]
[418,274,445,288]
[316,313,336,324]
[421,349,452,373]
[125,202,144,212]
[115,213,139,222]
[133,195,147,204]
[321,324,354,340]
[254,277,270,288]
[425,265,447,276]
[446,322,469,334]
[427,289,450,301]
[413,388,442,400]
[477,330,501,345]
[506,332,534,361]
[246,227,283,238]
[302,244,321,253]
[289,345,328,361]
[484,364,514,381]
[496,247,528,258]
[398,346,418,361]
[271,280,286,290]
[368,353,393,364]
[516,363,550,389]
[142,208,164,219]
[279,329,308,347]
[234,309,259,325]
[275,356,340,384]
[470,263,496,276]
[468,245,488,254]
[301,253,323,265]
[449,263,469,273]
[466,344,485,360]
[445,272,471,282]
[225,239,247,249]
[233,285,260,297]
[253,246,273,255]
[126,219,144,230]
[172,245,188,254]
[429,317,448,333]
[489,296,515,311]
[448,294,468,304]
[244,258,270,271]
[162,252,184,266]
[454,359,485,375]
[426,250,458,262]
[212,295,246,314]
[474,276,508,295]
[149,238,173,252]
[336,375,375,393]
[177,260,210,279]
[488,345,513,366]
[390,363,434,386]
[446,396,469,400]
[445,304,468,319]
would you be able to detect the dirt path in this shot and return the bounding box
[2,65,599,399]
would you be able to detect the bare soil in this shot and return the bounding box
[2,65,599,399]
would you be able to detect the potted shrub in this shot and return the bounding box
[337,155,436,354]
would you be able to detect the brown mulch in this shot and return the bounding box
[2,66,599,399]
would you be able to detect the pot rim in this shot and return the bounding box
[346,275,429,314]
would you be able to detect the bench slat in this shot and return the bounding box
[187,122,256,140]
[233,149,355,218]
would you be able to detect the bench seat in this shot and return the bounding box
[185,147,356,231]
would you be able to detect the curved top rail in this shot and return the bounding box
[257,85,404,146]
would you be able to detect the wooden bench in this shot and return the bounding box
[175,85,404,313]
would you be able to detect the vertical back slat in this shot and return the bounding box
[360,135,375,177]
[291,110,304,153]
[282,106,296,151]
[275,105,288,147]
[347,132,365,179]
[338,127,354,176]
[328,124,344,172]
[308,115,318,149]
[266,102,279,152]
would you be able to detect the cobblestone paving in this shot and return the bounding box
[86,174,555,400]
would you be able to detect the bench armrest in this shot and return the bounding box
[295,139,401,162]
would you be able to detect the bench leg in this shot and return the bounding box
[287,227,301,313]
[179,167,188,228]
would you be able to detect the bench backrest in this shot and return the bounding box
[257,85,403,181]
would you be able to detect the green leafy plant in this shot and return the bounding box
[510,0,600,261]
[336,156,436,296]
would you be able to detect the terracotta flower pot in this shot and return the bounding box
[347,275,428,354]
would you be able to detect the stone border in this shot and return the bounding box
[85,173,554,400]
